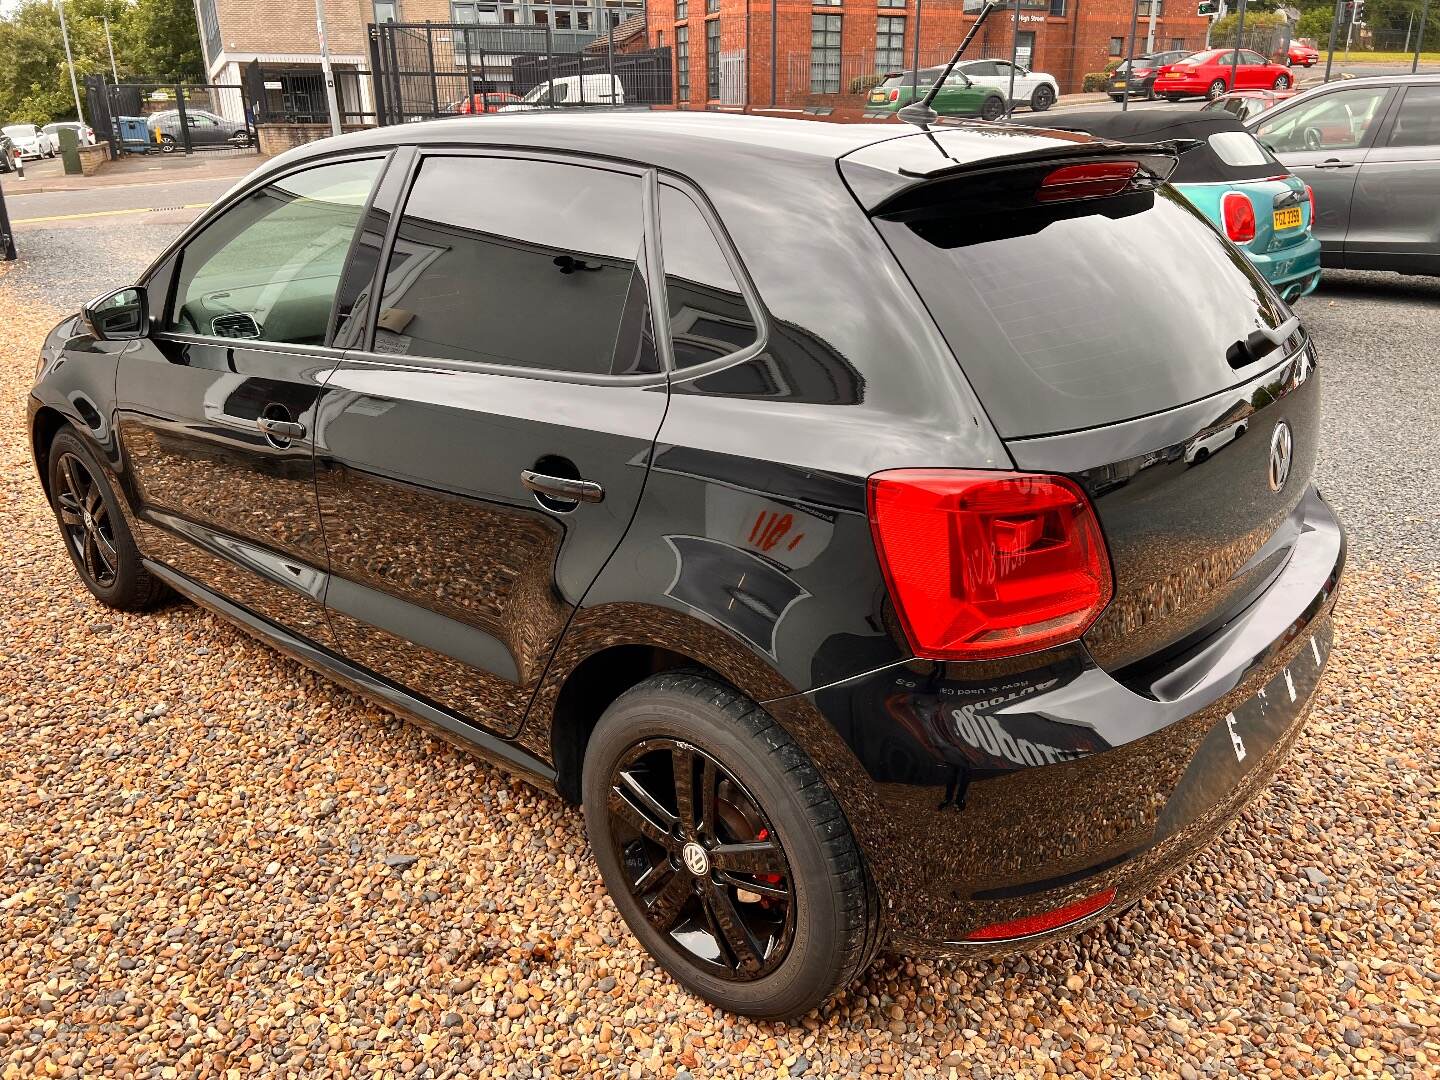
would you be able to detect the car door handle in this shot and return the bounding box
[520,470,604,504]
[256,416,306,441]
[1313,159,1355,169]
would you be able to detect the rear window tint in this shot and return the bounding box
[874,186,1290,438]
[1207,130,1277,167]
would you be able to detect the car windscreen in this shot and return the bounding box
[2,125,36,138]
[872,185,1291,438]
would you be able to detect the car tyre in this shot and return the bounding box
[46,429,170,612]
[582,671,881,1020]
[980,95,1006,121]
[159,134,177,154]
[1030,84,1055,112]
[1109,94,1124,102]
[1207,78,1228,100]
[1273,73,1291,90]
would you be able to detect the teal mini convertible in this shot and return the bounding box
[1034,110,1322,302]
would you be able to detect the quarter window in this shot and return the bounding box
[373,157,653,377]
[168,157,383,346]
[659,185,758,368]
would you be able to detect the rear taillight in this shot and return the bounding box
[964,889,1117,942]
[1036,161,1140,203]
[889,89,900,102]
[1222,191,1256,242]
[866,470,1113,662]
[1305,183,1316,221]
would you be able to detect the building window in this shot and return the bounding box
[534,10,548,23]
[876,16,905,73]
[676,0,687,19]
[811,14,842,93]
[1138,0,1162,14]
[707,0,719,11]
[503,8,516,21]
[1048,0,1065,15]
[706,18,721,98]
[556,10,570,26]
[1109,36,1124,56]
[451,1,499,23]
[677,24,690,98]
[878,0,905,7]
[813,0,842,5]
[373,1,399,23]
[578,11,589,28]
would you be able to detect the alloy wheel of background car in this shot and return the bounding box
[160,136,176,154]
[981,96,1005,121]
[1031,85,1054,112]
[605,737,796,982]
[1274,74,1291,90]
[1207,79,1228,100]
[582,672,880,1019]
[46,430,169,611]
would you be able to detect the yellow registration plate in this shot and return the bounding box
[870,90,886,103]
[1274,206,1303,231]
[1114,80,1127,88]
[1165,72,1183,78]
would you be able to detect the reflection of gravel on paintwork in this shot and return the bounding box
[3,239,1439,1076]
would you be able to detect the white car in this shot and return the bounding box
[43,121,95,147]
[499,74,624,111]
[952,59,1060,111]
[2,123,59,159]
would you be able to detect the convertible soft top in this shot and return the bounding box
[1015,110,1287,184]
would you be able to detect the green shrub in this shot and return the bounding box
[1083,72,1110,93]
[849,74,884,95]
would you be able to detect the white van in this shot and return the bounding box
[499,74,624,111]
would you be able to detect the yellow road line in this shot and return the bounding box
[12,202,211,225]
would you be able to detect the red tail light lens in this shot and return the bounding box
[866,470,1113,661]
[964,888,1117,942]
[1305,183,1316,222]
[1222,191,1256,242]
[1037,161,1140,203]
[889,89,900,102]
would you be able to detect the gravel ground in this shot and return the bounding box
[2,225,1438,1078]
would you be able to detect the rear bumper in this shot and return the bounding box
[771,485,1344,954]
[1157,78,1210,95]
[1248,235,1323,297]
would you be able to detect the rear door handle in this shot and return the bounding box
[256,416,306,441]
[520,470,604,504]
[1313,159,1355,169]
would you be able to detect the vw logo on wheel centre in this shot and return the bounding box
[681,841,710,876]
[1268,421,1294,493]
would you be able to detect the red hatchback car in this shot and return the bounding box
[1287,40,1321,67]
[1157,49,1295,101]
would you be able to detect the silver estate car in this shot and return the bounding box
[1250,74,1440,277]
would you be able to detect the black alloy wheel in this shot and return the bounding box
[1031,84,1055,112]
[46,429,169,611]
[53,451,120,590]
[981,96,1006,121]
[606,737,795,981]
[582,672,881,1018]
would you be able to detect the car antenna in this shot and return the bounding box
[897,1,1001,129]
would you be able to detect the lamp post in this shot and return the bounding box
[56,1,85,125]
[315,0,343,136]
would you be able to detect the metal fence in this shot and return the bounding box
[367,21,671,124]
[84,74,259,157]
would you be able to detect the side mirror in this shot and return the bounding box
[82,286,149,341]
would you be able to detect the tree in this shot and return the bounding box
[119,0,204,81]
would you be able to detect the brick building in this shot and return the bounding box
[644,0,1211,108]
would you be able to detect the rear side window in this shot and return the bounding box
[658,185,757,368]
[1388,85,1440,147]
[1207,130,1277,167]
[874,186,1290,438]
[168,157,382,345]
[372,156,653,376]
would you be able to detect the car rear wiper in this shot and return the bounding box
[1226,315,1302,369]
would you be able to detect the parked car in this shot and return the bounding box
[1250,74,1440,276]
[866,66,1008,120]
[951,58,1059,111]
[498,74,623,110]
[2,123,58,159]
[1203,88,1299,122]
[1157,49,1295,101]
[42,121,95,146]
[1036,110,1322,300]
[147,109,252,152]
[0,132,17,172]
[28,112,1344,1019]
[1287,39,1321,67]
[1108,49,1191,100]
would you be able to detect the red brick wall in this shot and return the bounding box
[647,0,1210,103]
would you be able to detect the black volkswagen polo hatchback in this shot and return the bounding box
[28,112,1344,1019]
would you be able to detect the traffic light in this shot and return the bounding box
[1197,0,1219,14]
[1353,0,1365,20]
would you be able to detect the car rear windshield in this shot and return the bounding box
[873,185,1291,438]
